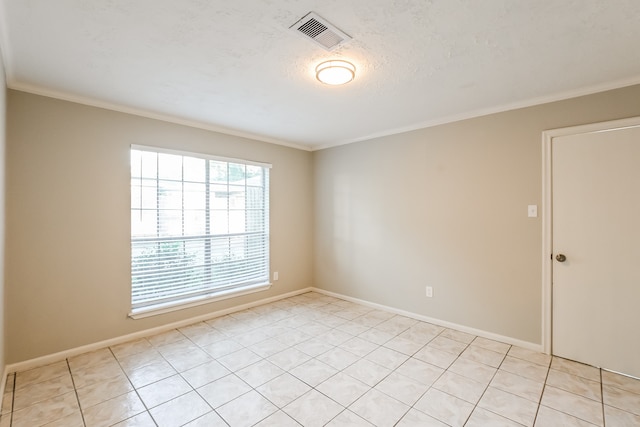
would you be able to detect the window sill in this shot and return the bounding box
[128,282,272,319]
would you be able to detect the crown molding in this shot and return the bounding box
[311,75,640,151]
[8,82,313,152]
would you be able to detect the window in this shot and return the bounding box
[130,145,270,316]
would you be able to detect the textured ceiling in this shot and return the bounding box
[1,0,639,150]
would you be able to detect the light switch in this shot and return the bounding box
[527,205,538,218]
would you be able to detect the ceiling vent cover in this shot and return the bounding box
[289,12,351,51]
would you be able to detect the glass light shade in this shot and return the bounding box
[316,60,356,85]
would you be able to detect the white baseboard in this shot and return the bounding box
[5,285,543,375]
[6,287,313,374]
[311,287,543,352]
[0,365,8,397]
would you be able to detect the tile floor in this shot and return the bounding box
[1,292,639,426]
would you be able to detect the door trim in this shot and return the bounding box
[541,116,640,355]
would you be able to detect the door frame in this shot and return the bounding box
[541,116,640,355]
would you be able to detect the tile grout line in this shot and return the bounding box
[108,345,159,427]
[150,326,231,424]
[308,328,406,426]
[200,325,272,425]
[409,332,472,425]
[182,340,240,427]
[349,322,433,425]
[546,358,609,425]
[459,344,508,426]
[408,343,456,424]
[224,309,309,426]
[531,354,553,427]
[9,373,16,427]
[357,326,475,425]
[200,315,293,425]
[339,321,506,425]
[248,322,367,426]
[249,313,413,425]
[155,328,234,425]
[184,315,307,426]
[445,344,557,426]
[65,359,87,427]
[600,368,605,427]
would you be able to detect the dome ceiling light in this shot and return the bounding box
[316,60,356,85]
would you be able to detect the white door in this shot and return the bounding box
[551,123,640,378]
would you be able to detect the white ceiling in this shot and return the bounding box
[1,1,639,150]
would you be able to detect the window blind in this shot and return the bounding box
[130,145,270,311]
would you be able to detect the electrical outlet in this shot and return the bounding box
[426,286,433,298]
[273,271,279,281]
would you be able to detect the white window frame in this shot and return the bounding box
[129,145,271,318]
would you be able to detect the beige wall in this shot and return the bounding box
[6,91,314,363]
[0,51,6,372]
[6,84,640,364]
[313,84,640,346]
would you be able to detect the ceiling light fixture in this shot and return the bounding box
[316,60,356,85]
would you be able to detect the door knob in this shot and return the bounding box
[555,254,567,262]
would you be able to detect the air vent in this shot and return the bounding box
[289,12,351,51]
